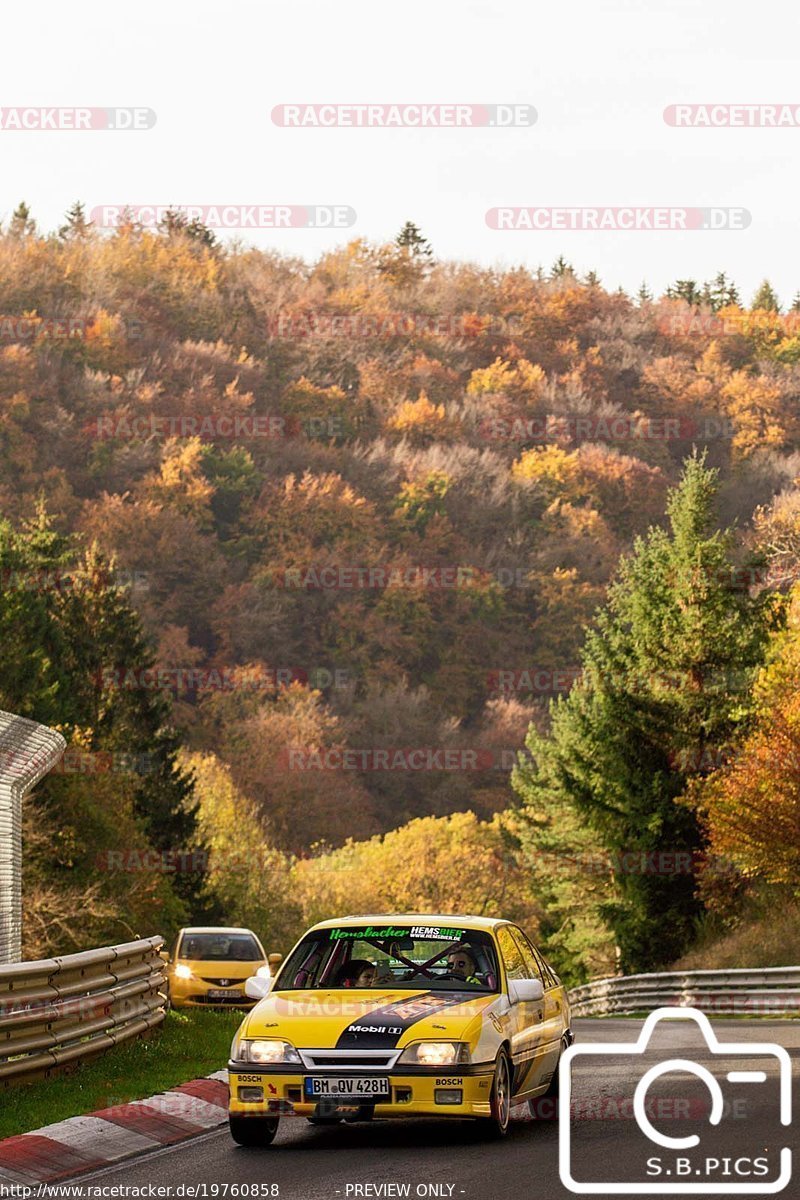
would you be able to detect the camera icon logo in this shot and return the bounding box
[559,1006,792,1194]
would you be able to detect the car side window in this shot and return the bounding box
[539,954,560,989]
[517,929,558,988]
[509,928,545,984]
[496,926,527,982]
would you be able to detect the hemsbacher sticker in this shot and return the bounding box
[328,926,465,941]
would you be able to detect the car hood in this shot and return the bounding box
[241,988,500,1048]
[176,959,264,980]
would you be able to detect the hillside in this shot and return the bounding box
[3,211,800,975]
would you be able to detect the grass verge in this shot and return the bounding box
[674,895,800,972]
[0,1007,242,1141]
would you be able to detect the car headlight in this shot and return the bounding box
[174,964,193,980]
[398,1041,471,1066]
[234,1038,302,1065]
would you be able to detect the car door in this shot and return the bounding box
[528,938,571,1049]
[495,924,547,1099]
[509,927,563,1095]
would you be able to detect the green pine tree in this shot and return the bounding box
[377,222,433,287]
[8,201,36,239]
[158,207,216,248]
[0,510,217,925]
[512,455,772,973]
[751,279,780,312]
[394,220,433,261]
[665,279,701,305]
[704,271,740,311]
[550,255,575,279]
[58,201,92,241]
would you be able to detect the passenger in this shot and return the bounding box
[335,959,377,988]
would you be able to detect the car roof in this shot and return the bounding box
[307,914,510,933]
[179,926,259,935]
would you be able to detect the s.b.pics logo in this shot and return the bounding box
[559,1008,792,1194]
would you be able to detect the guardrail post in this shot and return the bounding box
[0,711,66,964]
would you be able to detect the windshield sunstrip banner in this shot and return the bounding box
[328,925,465,941]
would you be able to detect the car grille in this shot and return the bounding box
[195,994,249,1005]
[201,978,241,986]
[299,1049,400,1070]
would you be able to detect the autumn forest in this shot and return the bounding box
[2,207,799,982]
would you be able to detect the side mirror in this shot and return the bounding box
[509,978,544,1004]
[245,976,272,1001]
[268,953,283,969]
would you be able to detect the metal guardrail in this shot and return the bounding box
[0,935,167,1087]
[569,966,800,1017]
[0,710,66,964]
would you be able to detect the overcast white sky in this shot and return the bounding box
[2,0,799,302]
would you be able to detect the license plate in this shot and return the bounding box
[208,988,240,999]
[304,1076,390,1101]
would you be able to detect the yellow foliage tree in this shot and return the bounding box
[182,750,299,948]
[512,445,582,503]
[387,391,448,442]
[721,371,786,458]
[292,811,541,933]
[466,357,546,403]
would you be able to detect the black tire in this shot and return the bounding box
[481,1049,512,1138]
[228,1115,280,1147]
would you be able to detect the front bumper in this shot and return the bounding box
[228,1062,496,1120]
[170,979,254,1008]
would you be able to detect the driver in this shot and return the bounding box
[445,946,481,984]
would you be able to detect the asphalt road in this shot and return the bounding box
[79,1019,799,1200]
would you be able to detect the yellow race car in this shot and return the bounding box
[167,926,269,1008]
[228,914,572,1145]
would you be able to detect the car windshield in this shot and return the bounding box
[274,924,499,992]
[179,932,262,961]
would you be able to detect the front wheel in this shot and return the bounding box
[481,1049,512,1138]
[229,1115,280,1147]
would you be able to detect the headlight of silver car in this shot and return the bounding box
[398,1041,471,1066]
[233,1038,302,1065]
